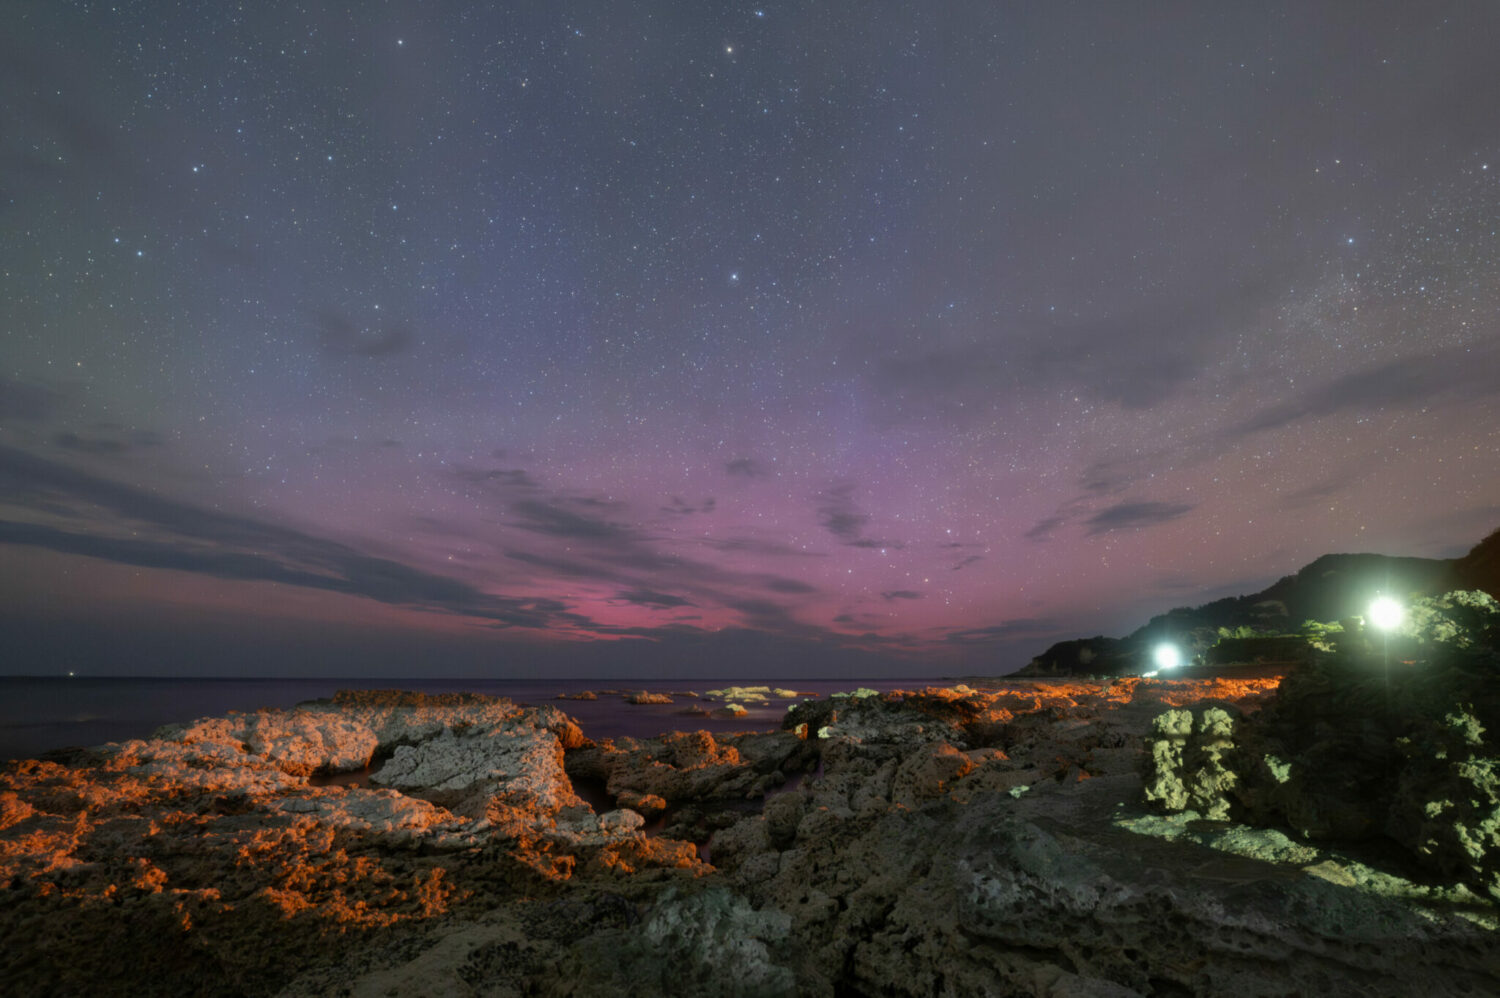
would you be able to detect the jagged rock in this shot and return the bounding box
[552,886,796,997]
[1144,593,1500,900]
[268,786,482,848]
[154,710,379,776]
[615,789,668,816]
[568,729,809,810]
[626,692,674,705]
[889,742,974,805]
[372,722,580,821]
[1141,706,1240,819]
[5,677,1496,997]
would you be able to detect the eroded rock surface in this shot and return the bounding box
[5,676,1498,997]
[0,690,704,997]
[1145,592,1500,902]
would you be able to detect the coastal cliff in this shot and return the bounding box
[1020,526,1500,677]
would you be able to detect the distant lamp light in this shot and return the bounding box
[1368,596,1404,632]
[1153,643,1183,671]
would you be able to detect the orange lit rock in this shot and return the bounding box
[13,674,1496,998]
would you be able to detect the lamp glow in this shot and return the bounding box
[1368,596,1404,632]
[1153,643,1183,670]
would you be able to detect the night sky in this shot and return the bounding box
[3,2,1498,679]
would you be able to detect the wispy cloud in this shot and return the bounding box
[1024,516,1067,543]
[0,446,576,629]
[661,496,716,516]
[1230,338,1500,439]
[450,465,538,490]
[311,307,415,358]
[510,498,633,541]
[764,576,819,594]
[0,377,65,423]
[816,482,901,550]
[1084,500,1194,535]
[817,483,869,542]
[944,618,1059,644]
[725,457,766,478]
[613,589,696,609]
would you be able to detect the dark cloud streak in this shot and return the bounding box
[1231,339,1500,439]
[1085,501,1195,535]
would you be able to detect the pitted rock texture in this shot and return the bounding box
[0,691,706,997]
[1144,593,1500,901]
[6,678,1498,997]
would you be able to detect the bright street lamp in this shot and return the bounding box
[1368,596,1404,632]
[1153,643,1183,670]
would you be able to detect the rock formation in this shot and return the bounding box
[1144,591,1500,902]
[4,675,1498,996]
[626,692,675,705]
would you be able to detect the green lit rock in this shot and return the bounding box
[1142,706,1239,820]
[1144,590,1500,900]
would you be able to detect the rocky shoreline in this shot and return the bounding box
[3,677,1497,996]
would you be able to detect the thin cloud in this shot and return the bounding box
[816,483,900,550]
[1231,338,1500,439]
[0,446,580,629]
[53,427,162,456]
[0,378,65,422]
[1278,473,1363,510]
[818,485,869,543]
[509,499,632,541]
[1024,516,1066,543]
[867,277,1280,420]
[881,589,923,601]
[945,618,1059,644]
[312,307,414,357]
[451,465,538,490]
[53,432,127,456]
[701,536,827,558]
[725,458,765,478]
[1085,500,1194,535]
[764,577,819,594]
[661,496,717,516]
[613,589,696,609]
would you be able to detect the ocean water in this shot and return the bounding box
[0,675,985,762]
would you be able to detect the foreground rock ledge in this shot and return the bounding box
[2,680,1496,997]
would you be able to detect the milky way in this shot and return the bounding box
[3,3,1498,677]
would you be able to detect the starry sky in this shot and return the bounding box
[3,2,1498,679]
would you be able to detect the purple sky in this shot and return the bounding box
[3,3,1498,678]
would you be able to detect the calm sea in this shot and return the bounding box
[0,675,987,762]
